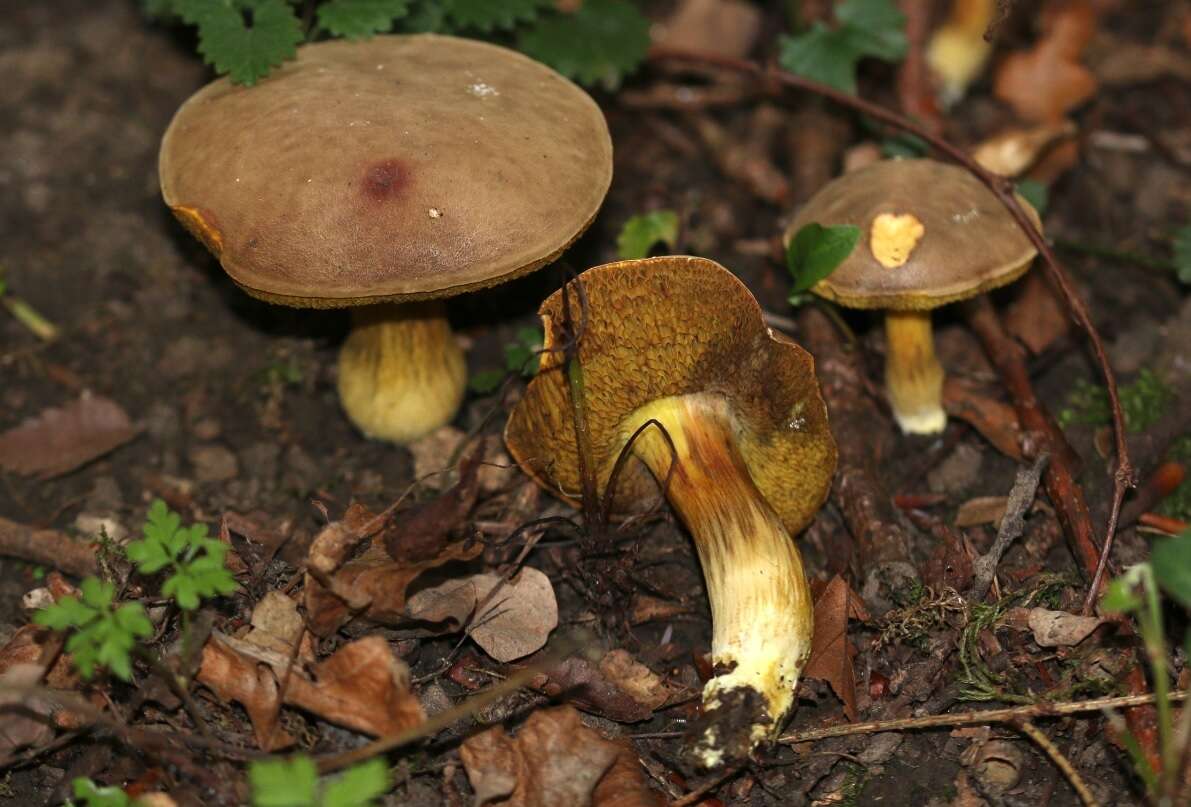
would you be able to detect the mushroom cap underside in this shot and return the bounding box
[505,255,838,536]
[785,159,1041,311]
[159,34,612,308]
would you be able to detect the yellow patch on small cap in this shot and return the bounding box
[170,205,223,256]
[870,212,924,269]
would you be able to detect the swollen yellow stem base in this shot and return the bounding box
[623,394,814,765]
[337,301,466,444]
[885,310,946,435]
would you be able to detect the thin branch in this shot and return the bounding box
[1016,720,1099,807]
[968,454,1048,602]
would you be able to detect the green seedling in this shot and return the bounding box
[779,0,907,94]
[125,499,239,610]
[1058,368,1173,433]
[250,756,390,807]
[470,326,544,394]
[146,0,649,87]
[616,210,679,260]
[33,578,152,682]
[0,270,59,342]
[785,222,861,306]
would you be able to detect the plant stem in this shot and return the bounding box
[1017,720,1100,807]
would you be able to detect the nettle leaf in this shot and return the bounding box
[322,758,390,807]
[444,0,549,31]
[176,0,303,86]
[780,0,906,93]
[1174,225,1191,285]
[786,222,861,301]
[518,0,650,88]
[250,756,319,807]
[1152,529,1191,609]
[617,210,680,260]
[318,0,411,39]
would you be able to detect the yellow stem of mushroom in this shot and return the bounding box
[337,300,467,444]
[623,393,814,766]
[884,310,946,435]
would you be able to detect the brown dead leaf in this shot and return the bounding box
[242,591,314,664]
[1006,607,1104,647]
[407,567,558,662]
[970,121,1077,177]
[384,442,484,563]
[0,663,55,754]
[653,0,762,59]
[943,377,1024,460]
[1005,273,1071,355]
[197,636,293,751]
[460,705,663,807]
[955,496,1010,528]
[531,650,678,722]
[804,576,869,721]
[408,426,516,493]
[994,0,1099,123]
[0,393,137,479]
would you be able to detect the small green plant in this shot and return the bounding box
[470,326,545,393]
[1173,225,1191,285]
[145,0,649,88]
[616,210,679,260]
[779,0,907,94]
[785,222,861,306]
[1101,528,1191,802]
[250,756,390,807]
[68,777,136,807]
[1057,368,1174,433]
[33,578,152,682]
[34,501,237,681]
[126,499,239,611]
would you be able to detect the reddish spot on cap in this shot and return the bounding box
[361,159,406,202]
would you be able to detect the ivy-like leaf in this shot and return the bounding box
[318,0,411,39]
[779,0,906,93]
[176,0,303,86]
[518,0,650,88]
[617,210,680,260]
[786,222,861,300]
[444,0,549,32]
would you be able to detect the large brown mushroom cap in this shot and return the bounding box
[785,159,1040,311]
[505,256,837,536]
[159,35,612,308]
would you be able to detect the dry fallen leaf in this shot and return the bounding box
[0,393,137,479]
[653,0,762,60]
[531,649,678,723]
[197,635,293,751]
[384,444,484,563]
[803,576,869,721]
[943,377,1024,461]
[971,121,1077,177]
[1007,607,1105,647]
[994,0,1099,122]
[460,705,663,807]
[407,567,559,663]
[241,591,314,664]
[1005,273,1072,355]
[955,496,1010,528]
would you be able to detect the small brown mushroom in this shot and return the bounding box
[505,256,837,766]
[784,158,1040,435]
[160,35,612,443]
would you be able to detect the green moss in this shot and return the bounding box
[1058,368,1174,433]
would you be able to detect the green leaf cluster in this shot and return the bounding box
[785,222,860,306]
[126,499,239,610]
[33,578,152,681]
[147,0,649,87]
[616,210,679,260]
[250,756,389,807]
[1057,368,1173,433]
[470,326,544,394]
[779,0,907,94]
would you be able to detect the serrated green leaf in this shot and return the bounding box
[125,538,172,574]
[250,756,319,807]
[163,574,201,611]
[1174,225,1191,285]
[399,1,446,32]
[518,0,649,88]
[177,0,303,86]
[444,0,549,31]
[80,578,115,610]
[318,0,411,38]
[322,758,390,807]
[835,0,907,61]
[1015,179,1049,216]
[71,777,133,807]
[617,210,679,260]
[34,595,98,631]
[113,603,154,639]
[786,222,860,296]
[779,0,906,94]
[1152,529,1191,609]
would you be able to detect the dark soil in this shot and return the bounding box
[1,1,1188,805]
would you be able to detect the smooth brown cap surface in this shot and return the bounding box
[159,35,612,308]
[505,256,837,535]
[784,159,1040,310]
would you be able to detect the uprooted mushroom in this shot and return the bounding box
[505,256,837,766]
[159,34,611,443]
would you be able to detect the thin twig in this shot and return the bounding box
[778,690,1188,744]
[968,454,1048,601]
[1016,719,1099,807]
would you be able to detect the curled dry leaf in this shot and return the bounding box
[0,393,137,479]
[384,443,484,564]
[993,0,1099,122]
[955,496,1010,528]
[242,590,314,664]
[942,377,1024,461]
[198,635,293,751]
[460,705,663,807]
[531,649,679,722]
[408,426,516,493]
[406,567,558,663]
[653,0,762,60]
[803,576,870,721]
[970,120,1077,177]
[1006,607,1105,647]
